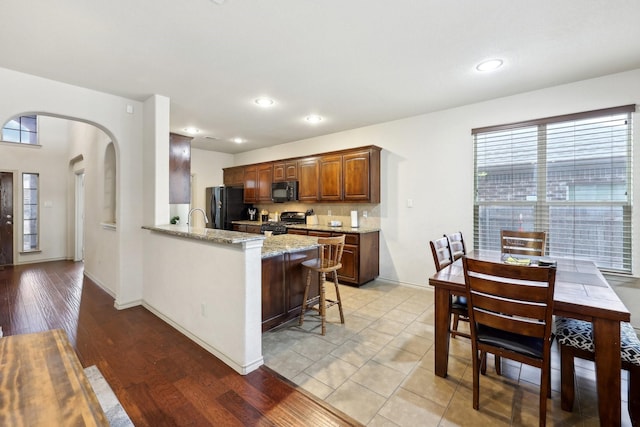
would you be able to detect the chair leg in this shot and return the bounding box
[299,270,312,327]
[332,271,345,324]
[495,356,502,376]
[539,364,549,427]
[319,272,326,335]
[473,348,482,410]
[628,365,639,427]
[559,344,576,412]
[451,313,460,338]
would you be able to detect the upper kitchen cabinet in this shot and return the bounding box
[243,164,258,203]
[343,147,380,202]
[273,161,298,182]
[169,133,192,204]
[319,154,343,201]
[257,163,273,202]
[223,166,244,186]
[297,157,320,201]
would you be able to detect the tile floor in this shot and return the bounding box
[262,278,636,426]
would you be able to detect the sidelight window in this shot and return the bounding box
[473,105,635,272]
[22,173,39,252]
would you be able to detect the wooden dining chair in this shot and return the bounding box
[299,235,346,336]
[555,317,640,425]
[501,230,546,257]
[444,232,469,338]
[430,237,470,339]
[462,257,556,427]
[445,231,466,261]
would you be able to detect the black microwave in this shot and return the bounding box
[272,181,298,203]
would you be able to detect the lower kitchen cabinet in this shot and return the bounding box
[298,230,379,286]
[261,248,319,331]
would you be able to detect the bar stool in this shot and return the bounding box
[555,317,640,425]
[299,235,346,335]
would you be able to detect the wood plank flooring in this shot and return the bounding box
[0,261,361,426]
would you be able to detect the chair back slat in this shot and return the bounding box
[463,257,556,341]
[430,237,452,272]
[445,231,466,261]
[501,230,546,257]
[318,235,345,269]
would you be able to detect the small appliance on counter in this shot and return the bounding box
[248,208,257,221]
[305,209,319,225]
[261,209,269,222]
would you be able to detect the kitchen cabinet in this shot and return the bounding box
[297,229,379,286]
[257,163,273,202]
[297,157,320,201]
[262,248,319,331]
[223,166,244,186]
[169,133,192,204]
[319,154,343,201]
[287,228,309,236]
[232,224,246,232]
[344,148,380,202]
[273,161,298,182]
[243,165,258,203]
[232,224,261,234]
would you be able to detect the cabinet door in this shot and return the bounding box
[258,164,273,202]
[232,224,246,232]
[286,249,319,316]
[246,225,262,234]
[262,254,286,329]
[273,162,285,182]
[284,161,298,180]
[286,228,308,235]
[337,244,358,283]
[298,158,320,201]
[169,133,192,204]
[223,166,244,186]
[243,165,258,203]
[319,154,343,201]
[343,150,371,201]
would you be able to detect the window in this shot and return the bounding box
[473,105,635,272]
[23,173,39,252]
[2,115,38,144]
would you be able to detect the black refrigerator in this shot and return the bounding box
[205,186,250,230]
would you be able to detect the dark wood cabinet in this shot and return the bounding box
[223,166,244,186]
[257,164,273,202]
[297,157,320,201]
[243,165,258,203]
[344,148,379,202]
[287,228,308,236]
[295,229,379,286]
[273,161,298,182]
[319,154,343,201]
[232,224,246,232]
[262,248,319,331]
[246,224,262,234]
[169,133,192,204]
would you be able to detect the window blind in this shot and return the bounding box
[472,105,635,272]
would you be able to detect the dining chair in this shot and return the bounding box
[555,317,639,425]
[445,231,466,261]
[444,232,469,338]
[430,237,470,339]
[501,230,547,257]
[299,235,346,335]
[462,257,556,427]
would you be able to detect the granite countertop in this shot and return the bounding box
[261,234,320,258]
[232,220,379,234]
[142,224,264,244]
[142,224,319,258]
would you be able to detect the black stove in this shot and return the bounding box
[260,211,306,235]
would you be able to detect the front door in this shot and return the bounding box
[0,172,14,266]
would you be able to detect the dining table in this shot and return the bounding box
[429,250,631,427]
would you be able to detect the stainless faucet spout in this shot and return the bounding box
[187,208,209,226]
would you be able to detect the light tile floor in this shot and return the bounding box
[262,278,637,426]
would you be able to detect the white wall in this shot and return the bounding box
[234,68,640,286]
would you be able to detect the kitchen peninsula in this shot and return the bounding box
[141,225,321,375]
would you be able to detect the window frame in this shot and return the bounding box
[2,115,39,145]
[472,104,635,273]
[22,172,40,253]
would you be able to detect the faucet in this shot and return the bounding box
[187,208,209,227]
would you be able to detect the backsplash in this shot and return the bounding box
[255,202,380,229]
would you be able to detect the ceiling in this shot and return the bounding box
[2,0,640,154]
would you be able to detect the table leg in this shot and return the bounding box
[434,287,452,377]
[592,318,621,426]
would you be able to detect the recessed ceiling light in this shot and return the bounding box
[254,97,275,107]
[305,115,323,124]
[183,127,200,134]
[232,137,244,144]
[476,59,504,72]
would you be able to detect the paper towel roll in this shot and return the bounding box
[350,210,359,228]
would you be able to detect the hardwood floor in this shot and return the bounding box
[0,261,361,426]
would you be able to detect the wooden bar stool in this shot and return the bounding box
[299,235,346,335]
